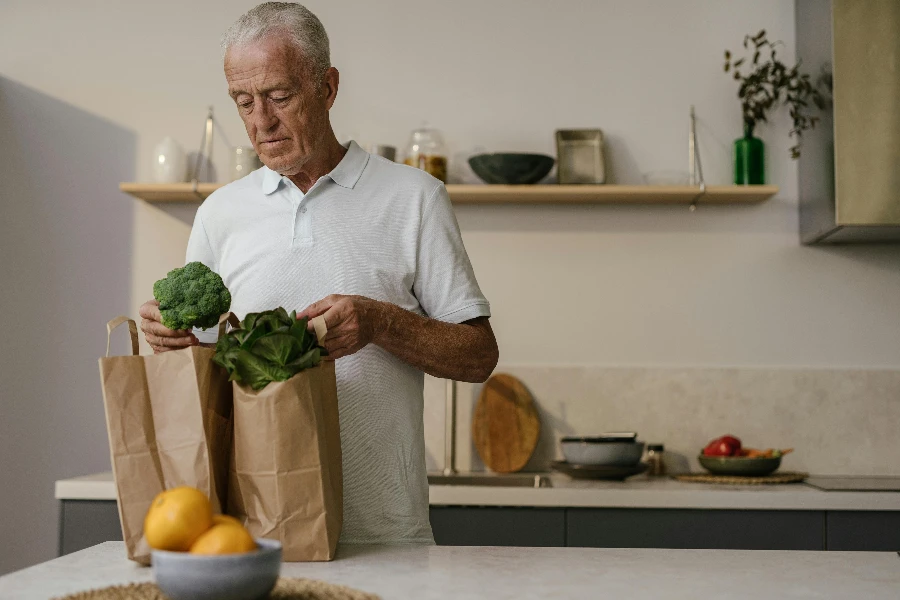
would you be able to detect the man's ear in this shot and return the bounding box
[323,67,339,110]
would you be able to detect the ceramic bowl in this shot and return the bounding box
[698,454,782,476]
[152,538,281,600]
[468,153,555,184]
[560,437,646,466]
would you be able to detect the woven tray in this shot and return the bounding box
[52,578,380,600]
[674,471,809,485]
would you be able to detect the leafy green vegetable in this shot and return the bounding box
[212,308,326,390]
[153,261,231,330]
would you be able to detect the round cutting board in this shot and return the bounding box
[472,373,541,473]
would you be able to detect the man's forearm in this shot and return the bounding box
[374,303,498,383]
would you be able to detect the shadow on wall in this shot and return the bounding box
[0,77,135,575]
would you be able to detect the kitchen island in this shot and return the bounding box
[1,541,898,599]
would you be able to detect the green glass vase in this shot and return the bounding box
[733,123,765,185]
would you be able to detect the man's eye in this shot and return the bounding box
[272,96,290,103]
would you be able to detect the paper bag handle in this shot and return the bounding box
[311,314,327,346]
[106,316,139,357]
[217,312,241,339]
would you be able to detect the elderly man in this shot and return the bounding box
[139,2,497,544]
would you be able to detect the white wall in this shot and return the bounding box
[2,0,900,573]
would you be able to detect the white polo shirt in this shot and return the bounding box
[186,141,490,544]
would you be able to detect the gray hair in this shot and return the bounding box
[221,2,331,78]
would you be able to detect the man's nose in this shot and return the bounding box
[252,101,279,133]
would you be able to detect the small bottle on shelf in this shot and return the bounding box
[645,444,666,476]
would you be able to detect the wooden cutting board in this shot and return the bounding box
[472,373,541,473]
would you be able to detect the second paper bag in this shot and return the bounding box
[228,360,342,561]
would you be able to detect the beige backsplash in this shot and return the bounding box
[423,367,900,476]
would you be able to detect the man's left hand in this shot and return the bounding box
[295,294,385,360]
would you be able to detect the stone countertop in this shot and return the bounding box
[1,542,899,600]
[55,472,900,511]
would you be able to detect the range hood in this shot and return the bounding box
[797,0,900,244]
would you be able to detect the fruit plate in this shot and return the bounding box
[698,454,782,476]
[551,461,648,480]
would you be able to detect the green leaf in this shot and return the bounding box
[255,314,282,333]
[290,317,310,348]
[213,347,242,373]
[239,324,268,350]
[252,333,301,366]
[234,349,293,390]
[284,348,321,374]
[242,312,261,330]
[273,307,292,326]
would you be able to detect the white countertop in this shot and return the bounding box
[1,541,898,599]
[56,471,900,511]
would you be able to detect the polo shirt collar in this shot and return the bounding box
[260,141,369,195]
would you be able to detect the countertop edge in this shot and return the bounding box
[55,472,900,511]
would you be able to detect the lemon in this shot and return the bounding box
[143,486,213,551]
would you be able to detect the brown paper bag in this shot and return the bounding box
[228,316,343,561]
[98,314,237,564]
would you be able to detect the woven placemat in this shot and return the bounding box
[674,471,809,485]
[52,578,380,600]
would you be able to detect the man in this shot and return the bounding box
[139,2,497,544]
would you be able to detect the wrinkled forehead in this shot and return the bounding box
[224,35,309,92]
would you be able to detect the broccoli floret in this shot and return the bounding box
[153,261,231,331]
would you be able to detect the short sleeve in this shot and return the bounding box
[413,184,491,323]
[185,210,221,343]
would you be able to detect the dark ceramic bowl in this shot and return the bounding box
[152,538,281,600]
[698,454,782,476]
[468,153,555,184]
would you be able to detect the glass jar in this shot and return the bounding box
[403,126,448,183]
[645,444,666,476]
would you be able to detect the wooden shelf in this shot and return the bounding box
[120,183,778,205]
[119,182,220,202]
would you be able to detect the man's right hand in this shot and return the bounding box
[139,299,199,353]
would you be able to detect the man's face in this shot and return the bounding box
[224,35,336,175]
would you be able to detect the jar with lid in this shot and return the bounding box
[645,444,666,476]
[403,126,448,183]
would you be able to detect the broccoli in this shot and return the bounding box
[153,261,231,331]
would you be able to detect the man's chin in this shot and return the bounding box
[261,155,301,176]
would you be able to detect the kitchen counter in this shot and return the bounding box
[56,471,900,511]
[2,541,898,599]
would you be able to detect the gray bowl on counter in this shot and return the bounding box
[560,436,646,466]
[152,538,281,600]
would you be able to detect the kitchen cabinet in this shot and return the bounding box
[825,512,900,551]
[429,507,565,547]
[59,500,900,554]
[59,501,122,556]
[566,508,825,550]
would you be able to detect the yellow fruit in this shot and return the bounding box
[189,523,257,555]
[144,486,213,551]
[211,514,244,528]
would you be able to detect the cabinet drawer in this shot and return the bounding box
[826,512,900,551]
[430,507,565,547]
[567,509,825,550]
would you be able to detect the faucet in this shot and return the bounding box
[443,379,457,476]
